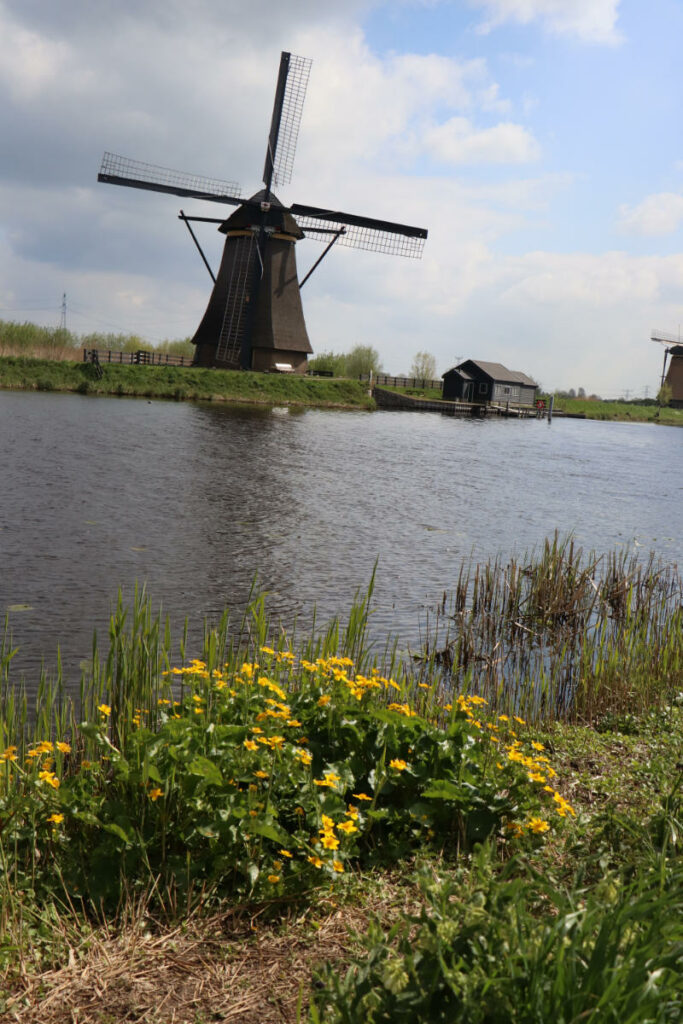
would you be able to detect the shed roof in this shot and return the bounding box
[442,360,537,386]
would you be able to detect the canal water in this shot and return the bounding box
[1,390,681,694]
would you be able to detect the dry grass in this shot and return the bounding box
[0,344,79,362]
[2,875,418,1024]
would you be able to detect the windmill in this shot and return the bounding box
[651,328,683,404]
[98,52,428,374]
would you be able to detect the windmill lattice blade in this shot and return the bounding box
[292,206,427,258]
[263,53,312,190]
[98,152,242,205]
[651,329,682,345]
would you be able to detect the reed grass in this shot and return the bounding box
[416,535,682,723]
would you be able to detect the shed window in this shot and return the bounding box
[479,382,488,394]
[502,385,511,395]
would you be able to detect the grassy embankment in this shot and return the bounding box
[1,537,682,1022]
[552,396,683,426]
[0,356,375,410]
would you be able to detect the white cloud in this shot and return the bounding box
[0,11,74,100]
[469,0,623,45]
[617,193,683,237]
[423,117,540,164]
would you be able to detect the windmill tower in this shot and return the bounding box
[98,52,428,373]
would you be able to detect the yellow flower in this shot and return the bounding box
[531,741,545,751]
[337,820,358,834]
[353,793,372,801]
[528,817,550,834]
[332,860,344,873]
[528,772,546,784]
[307,855,324,868]
[498,714,509,722]
[314,772,341,789]
[38,770,60,789]
[418,683,430,689]
[1,747,18,762]
[260,646,275,655]
[387,702,417,717]
[55,742,71,754]
[321,814,335,831]
[506,821,525,837]
[97,704,111,716]
[389,758,408,772]
[513,715,526,725]
[317,695,331,707]
[279,849,293,858]
[267,874,280,884]
[47,812,64,825]
[148,787,163,801]
[244,739,258,751]
[320,834,339,850]
[253,770,269,779]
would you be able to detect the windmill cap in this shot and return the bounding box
[219,190,304,239]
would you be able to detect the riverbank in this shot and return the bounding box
[2,543,682,1022]
[546,395,683,426]
[0,356,375,410]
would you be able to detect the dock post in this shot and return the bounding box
[548,396,554,423]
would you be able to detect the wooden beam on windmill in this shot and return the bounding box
[97,52,428,374]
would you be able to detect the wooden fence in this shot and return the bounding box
[362,373,442,389]
[83,349,192,367]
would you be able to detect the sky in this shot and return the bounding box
[1,0,682,396]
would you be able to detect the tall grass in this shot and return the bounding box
[416,535,682,723]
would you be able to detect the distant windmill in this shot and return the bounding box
[651,328,683,404]
[98,52,428,373]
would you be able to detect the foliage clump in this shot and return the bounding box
[0,647,566,912]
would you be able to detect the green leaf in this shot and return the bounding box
[422,779,463,801]
[248,821,291,845]
[73,809,102,827]
[188,756,223,786]
[103,822,133,846]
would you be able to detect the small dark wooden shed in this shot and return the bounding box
[442,360,538,406]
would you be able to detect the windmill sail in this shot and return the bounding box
[263,52,312,191]
[98,152,242,205]
[292,204,427,258]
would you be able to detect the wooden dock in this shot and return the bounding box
[372,387,538,418]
